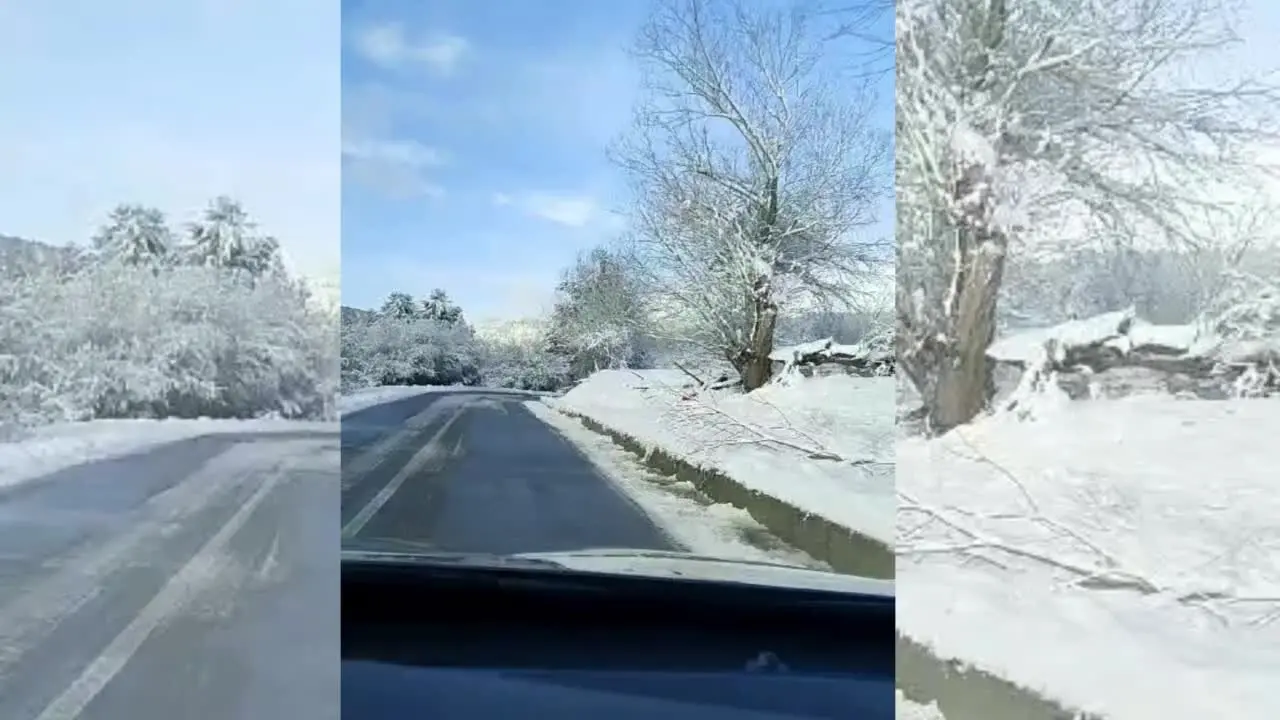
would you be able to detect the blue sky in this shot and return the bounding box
[341,0,895,322]
[0,0,341,284]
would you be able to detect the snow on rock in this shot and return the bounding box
[0,417,336,489]
[988,307,1277,403]
[768,337,838,364]
[1126,319,1200,354]
[550,369,895,546]
[897,396,1280,720]
[769,334,894,377]
[986,307,1140,365]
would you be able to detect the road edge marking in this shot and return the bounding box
[0,444,267,679]
[32,463,291,720]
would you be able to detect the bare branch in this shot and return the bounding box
[613,0,891,389]
[897,0,1280,431]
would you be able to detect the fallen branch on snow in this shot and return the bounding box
[897,431,1280,627]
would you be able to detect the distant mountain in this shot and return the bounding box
[341,306,377,325]
[0,234,84,278]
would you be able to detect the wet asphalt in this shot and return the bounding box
[0,390,677,719]
[340,391,678,555]
[0,430,341,720]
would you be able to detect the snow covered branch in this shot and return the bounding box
[898,430,1280,626]
[897,0,1280,433]
[613,0,891,390]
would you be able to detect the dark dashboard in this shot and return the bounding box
[341,553,894,719]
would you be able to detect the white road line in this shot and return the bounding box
[341,405,467,539]
[342,398,462,482]
[0,445,270,679]
[32,460,290,720]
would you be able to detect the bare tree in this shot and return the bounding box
[822,0,894,78]
[897,0,1280,433]
[547,245,654,378]
[613,0,890,391]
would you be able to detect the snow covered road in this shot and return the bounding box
[339,390,681,554]
[0,431,340,720]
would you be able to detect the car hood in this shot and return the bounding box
[512,548,894,598]
[343,540,892,598]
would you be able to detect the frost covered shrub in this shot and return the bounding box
[1198,269,1280,398]
[0,262,337,426]
[1201,269,1280,342]
[480,340,572,392]
[340,315,483,391]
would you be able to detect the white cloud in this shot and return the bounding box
[342,138,446,198]
[495,191,601,228]
[352,22,468,76]
[342,138,445,168]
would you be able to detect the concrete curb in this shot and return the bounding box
[553,406,894,581]
[551,405,1102,719]
[896,634,1103,720]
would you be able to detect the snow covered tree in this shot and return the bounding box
[91,204,174,268]
[341,288,486,389]
[896,0,1280,433]
[1,261,335,424]
[776,308,882,346]
[481,338,572,392]
[2,195,334,426]
[341,312,482,388]
[421,288,463,325]
[184,196,284,279]
[547,245,653,378]
[380,291,418,320]
[613,0,890,391]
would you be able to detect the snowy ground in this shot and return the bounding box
[897,395,1280,719]
[547,368,896,548]
[0,417,335,489]
[338,385,464,416]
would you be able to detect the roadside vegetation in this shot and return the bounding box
[1,198,337,429]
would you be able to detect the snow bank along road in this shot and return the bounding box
[0,431,340,720]
[340,390,679,554]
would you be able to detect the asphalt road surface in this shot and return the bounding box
[0,430,340,720]
[340,390,679,555]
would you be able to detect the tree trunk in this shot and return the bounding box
[740,285,779,391]
[924,0,1009,434]
[928,234,1006,433]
